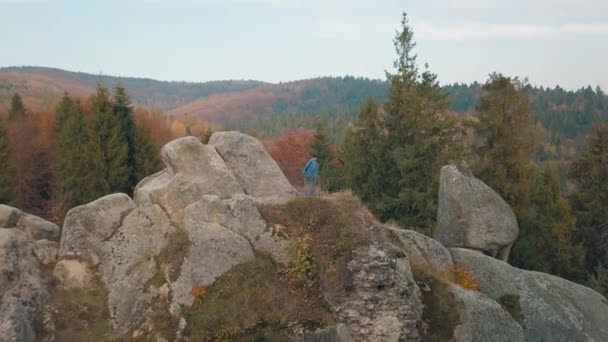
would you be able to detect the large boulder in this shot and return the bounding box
[56,194,179,334]
[450,247,608,341]
[450,286,525,342]
[435,164,518,261]
[0,204,22,227]
[171,196,257,307]
[134,136,244,221]
[0,229,50,342]
[58,193,136,265]
[209,131,299,200]
[96,204,176,334]
[388,227,454,275]
[185,194,290,264]
[0,204,60,241]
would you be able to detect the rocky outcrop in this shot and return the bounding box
[171,194,290,308]
[97,204,177,334]
[34,239,59,266]
[0,204,60,241]
[331,245,422,342]
[56,194,178,334]
[209,131,299,200]
[435,164,518,261]
[390,227,454,275]
[134,136,244,221]
[5,134,607,341]
[450,285,525,342]
[450,247,608,341]
[0,229,50,342]
[58,193,136,265]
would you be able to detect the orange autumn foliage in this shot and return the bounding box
[452,264,481,291]
[264,130,315,187]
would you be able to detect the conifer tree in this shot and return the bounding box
[8,93,26,120]
[341,98,388,210]
[54,94,108,210]
[90,84,129,193]
[380,13,463,231]
[113,85,138,191]
[0,118,15,204]
[511,166,584,279]
[569,123,608,273]
[473,73,535,207]
[133,124,161,183]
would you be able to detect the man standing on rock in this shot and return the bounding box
[302,154,319,197]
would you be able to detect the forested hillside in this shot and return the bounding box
[0,66,265,111]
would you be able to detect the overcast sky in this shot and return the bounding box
[1,0,607,90]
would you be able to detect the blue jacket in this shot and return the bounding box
[302,158,319,180]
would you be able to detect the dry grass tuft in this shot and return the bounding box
[452,264,481,291]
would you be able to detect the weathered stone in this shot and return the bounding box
[186,194,290,264]
[34,239,59,265]
[450,247,608,341]
[389,227,453,275]
[330,245,422,342]
[18,213,61,241]
[435,164,519,261]
[134,136,244,221]
[58,193,136,265]
[53,259,94,289]
[171,199,256,307]
[0,229,49,342]
[209,131,299,200]
[0,204,22,227]
[96,204,176,334]
[293,324,354,342]
[450,285,525,342]
[0,204,60,241]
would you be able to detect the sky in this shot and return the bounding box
[1,0,607,90]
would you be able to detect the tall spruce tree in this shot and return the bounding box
[473,73,535,207]
[8,93,26,120]
[380,13,463,231]
[0,118,15,204]
[511,166,584,279]
[341,98,388,211]
[54,95,108,210]
[569,123,608,273]
[113,85,138,191]
[90,84,130,193]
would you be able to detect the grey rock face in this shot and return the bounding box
[0,229,50,342]
[34,239,59,265]
[331,245,422,342]
[134,136,244,221]
[450,285,525,342]
[450,247,608,342]
[0,204,22,227]
[18,214,61,241]
[435,164,519,261]
[389,227,454,275]
[186,194,290,264]
[97,204,176,334]
[58,193,136,265]
[0,204,60,241]
[171,197,257,307]
[209,131,299,200]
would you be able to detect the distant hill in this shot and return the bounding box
[0,67,388,125]
[0,66,265,112]
[1,67,605,150]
